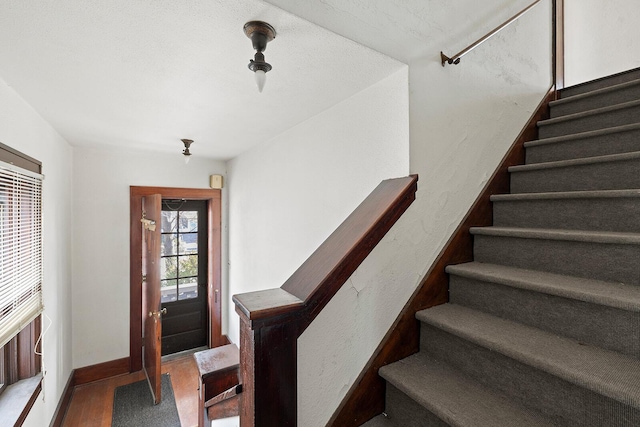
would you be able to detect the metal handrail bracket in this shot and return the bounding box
[441,0,541,67]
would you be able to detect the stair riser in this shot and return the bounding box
[420,325,640,426]
[538,104,640,139]
[510,157,640,193]
[492,197,640,232]
[385,385,448,427]
[526,128,640,163]
[561,69,640,97]
[449,276,640,357]
[551,84,640,118]
[473,234,640,285]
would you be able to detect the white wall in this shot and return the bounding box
[242,1,553,425]
[0,77,73,426]
[565,0,640,86]
[227,67,410,424]
[71,147,227,368]
[226,67,409,338]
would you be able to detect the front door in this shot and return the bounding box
[142,194,162,404]
[130,186,223,374]
[159,199,208,355]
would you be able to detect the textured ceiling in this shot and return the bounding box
[264,0,538,63]
[0,0,403,159]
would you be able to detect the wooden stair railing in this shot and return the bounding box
[194,344,241,426]
[232,175,419,426]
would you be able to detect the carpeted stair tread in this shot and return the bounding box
[509,150,640,172]
[560,67,640,97]
[416,304,640,409]
[491,188,640,202]
[551,79,640,107]
[549,79,640,117]
[509,151,640,194]
[470,226,640,245]
[524,123,640,164]
[538,98,640,127]
[379,352,553,427]
[491,189,640,232]
[525,122,640,148]
[445,262,640,312]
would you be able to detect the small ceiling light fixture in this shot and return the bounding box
[181,139,194,164]
[244,20,276,93]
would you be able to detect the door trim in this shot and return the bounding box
[130,186,223,372]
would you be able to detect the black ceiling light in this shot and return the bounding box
[181,139,193,164]
[244,21,276,93]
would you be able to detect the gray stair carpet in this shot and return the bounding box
[371,68,640,426]
[537,99,640,139]
[549,79,640,118]
[524,123,640,163]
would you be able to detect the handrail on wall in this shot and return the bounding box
[441,0,541,67]
[232,175,418,426]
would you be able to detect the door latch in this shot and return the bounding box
[141,218,156,231]
[148,307,167,319]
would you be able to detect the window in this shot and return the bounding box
[160,202,200,303]
[0,142,42,397]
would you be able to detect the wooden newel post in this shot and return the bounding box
[234,289,305,427]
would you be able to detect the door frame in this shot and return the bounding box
[130,186,224,372]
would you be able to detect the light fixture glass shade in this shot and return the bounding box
[184,154,191,164]
[255,69,266,93]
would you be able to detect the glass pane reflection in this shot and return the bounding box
[178,255,197,278]
[178,277,198,300]
[161,211,177,233]
[179,211,198,232]
[161,234,177,256]
[178,233,197,254]
[160,257,177,280]
[161,279,177,303]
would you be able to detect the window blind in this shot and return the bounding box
[0,160,43,348]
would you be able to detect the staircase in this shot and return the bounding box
[363,70,640,426]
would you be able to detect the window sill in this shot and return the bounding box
[0,374,43,427]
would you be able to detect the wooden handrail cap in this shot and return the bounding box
[194,344,239,379]
[233,288,304,321]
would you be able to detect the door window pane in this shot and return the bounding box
[178,233,197,254]
[179,211,198,232]
[161,211,177,233]
[160,257,177,280]
[178,277,198,300]
[161,234,177,256]
[178,255,197,278]
[161,279,177,303]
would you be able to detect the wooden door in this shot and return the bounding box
[160,199,208,355]
[130,187,223,373]
[142,194,162,404]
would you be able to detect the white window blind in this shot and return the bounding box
[0,160,43,348]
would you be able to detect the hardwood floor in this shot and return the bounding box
[63,354,200,427]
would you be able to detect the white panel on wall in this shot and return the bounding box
[227,67,410,425]
[226,67,410,343]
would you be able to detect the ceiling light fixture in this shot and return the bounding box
[181,139,194,164]
[244,21,276,93]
